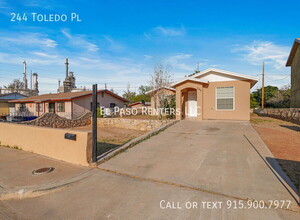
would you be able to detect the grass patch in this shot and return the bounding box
[250,118,274,124]
[0,142,22,150]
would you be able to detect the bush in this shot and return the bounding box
[97,107,103,118]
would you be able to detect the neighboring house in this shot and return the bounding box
[129,101,151,108]
[146,87,176,115]
[172,68,258,120]
[286,38,300,108]
[0,93,27,116]
[9,90,129,119]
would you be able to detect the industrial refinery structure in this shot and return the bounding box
[0,61,39,96]
[57,58,86,93]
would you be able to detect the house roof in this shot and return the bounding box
[145,87,176,95]
[172,68,259,88]
[129,101,151,107]
[171,78,209,87]
[0,93,27,102]
[286,38,300,66]
[9,90,129,103]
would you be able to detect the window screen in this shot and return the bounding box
[57,102,65,112]
[216,87,234,110]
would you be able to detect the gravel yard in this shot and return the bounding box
[251,113,300,191]
[71,125,146,156]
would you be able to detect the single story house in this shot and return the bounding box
[286,38,300,108]
[0,93,27,116]
[172,68,258,120]
[146,87,176,115]
[129,101,151,108]
[10,90,129,119]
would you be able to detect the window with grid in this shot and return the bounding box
[19,103,26,111]
[36,103,43,112]
[57,102,65,112]
[216,87,234,110]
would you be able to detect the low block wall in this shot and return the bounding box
[22,112,92,128]
[0,122,92,166]
[97,118,169,131]
[254,108,300,125]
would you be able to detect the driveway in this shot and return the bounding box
[1,120,299,219]
[100,120,299,209]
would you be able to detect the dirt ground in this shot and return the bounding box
[71,125,146,156]
[251,114,300,190]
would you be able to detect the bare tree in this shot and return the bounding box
[122,82,136,102]
[109,88,118,95]
[149,64,173,111]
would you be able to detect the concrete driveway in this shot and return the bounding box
[1,120,299,219]
[100,120,299,209]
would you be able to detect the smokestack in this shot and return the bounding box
[33,73,38,93]
[30,70,32,90]
[65,58,69,79]
[23,61,28,90]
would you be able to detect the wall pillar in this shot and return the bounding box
[176,89,182,120]
[197,85,203,120]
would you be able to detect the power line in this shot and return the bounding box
[265,75,290,81]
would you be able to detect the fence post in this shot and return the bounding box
[92,84,98,163]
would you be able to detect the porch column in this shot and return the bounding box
[197,85,203,120]
[175,89,182,120]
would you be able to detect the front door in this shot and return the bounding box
[188,91,197,117]
[49,103,55,113]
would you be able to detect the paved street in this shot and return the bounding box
[0,120,299,219]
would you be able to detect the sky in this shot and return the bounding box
[0,0,298,94]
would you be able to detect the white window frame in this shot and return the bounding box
[215,86,235,111]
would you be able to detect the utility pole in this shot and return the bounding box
[261,62,265,109]
[91,84,98,164]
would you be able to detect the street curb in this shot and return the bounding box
[96,120,179,165]
[0,169,93,200]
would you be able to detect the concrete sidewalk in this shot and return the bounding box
[0,146,92,200]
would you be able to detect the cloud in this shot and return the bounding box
[144,55,153,60]
[61,29,99,52]
[0,33,57,48]
[0,0,9,8]
[233,41,290,70]
[31,52,58,58]
[165,53,195,71]
[154,26,185,37]
[103,35,124,51]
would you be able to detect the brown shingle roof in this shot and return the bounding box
[9,90,129,103]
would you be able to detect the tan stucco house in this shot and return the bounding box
[129,101,151,108]
[172,68,258,121]
[146,87,176,115]
[0,93,27,116]
[286,38,300,108]
[10,90,129,119]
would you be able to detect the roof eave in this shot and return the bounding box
[286,39,300,67]
[171,78,209,88]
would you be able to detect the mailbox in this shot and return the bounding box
[65,133,77,141]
